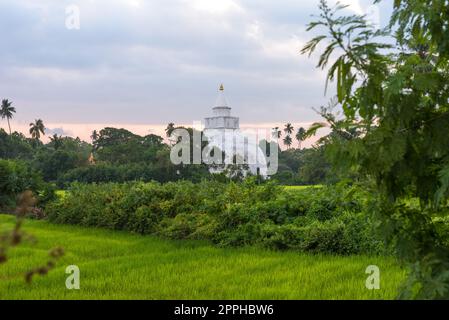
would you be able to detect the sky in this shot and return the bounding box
[0,0,393,142]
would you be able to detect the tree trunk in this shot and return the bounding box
[7,118,11,135]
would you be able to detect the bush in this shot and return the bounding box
[57,162,208,187]
[256,223,306,250]
[300,220,347,254]
[158,213,218,240]
[126,205,162,234]
[45,179,384,255]
[0,159,53,210]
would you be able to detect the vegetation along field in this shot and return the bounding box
[0,215,405,300]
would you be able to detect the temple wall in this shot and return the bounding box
[204,116,239,129]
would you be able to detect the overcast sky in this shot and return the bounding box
[0,0,393,140]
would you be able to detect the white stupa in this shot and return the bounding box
[204,84,239,130]
[203,85,268,177]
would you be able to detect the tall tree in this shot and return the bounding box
[303,0,449,298]
[29,119,45,141]
[283,135,293,149]
[284,123,294,136]
[165,123,176,138]
[49,134,63,150]
[0,99,16,135]
[295,127,306,149]
[90,130,99,143]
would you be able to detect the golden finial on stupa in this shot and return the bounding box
[219,84,224,91]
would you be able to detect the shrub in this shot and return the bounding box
[300,220,347,254]
[258,223,306,250]
[126,205,162,235]
[0,159,52,210]
[158,213,218,240]
[45,180,384,255]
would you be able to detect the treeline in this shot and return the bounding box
[0,127,212,188]
[272,147,336,185]
[1,98,335,187]
[0,125,334,188]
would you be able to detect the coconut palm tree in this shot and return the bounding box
[295,127,306,149]
[284,123,294,136]
[283,135,293,149]
[29,119,45,141]
[165,123,176,137]
[49,134,63,150]
[0,99,16,135]
[90,130,99,143]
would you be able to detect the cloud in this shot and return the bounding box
[0,0,392,133]
[190,0,243,14]
[45,127,73,137]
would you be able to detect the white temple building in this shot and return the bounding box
[203,85,268,177]
[204,84,239,130]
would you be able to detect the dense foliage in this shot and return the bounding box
[0,130,34,160]
[0,159,55,210]
[1,125,332,186]
[271,146,337,185]
[0,127,215,186]
[46,180,383,255]
[303,0,449,298]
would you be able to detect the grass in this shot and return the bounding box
[0,214,406,300]
[54,190,67,199]
[56,185,318,195]
[284,185,323,191]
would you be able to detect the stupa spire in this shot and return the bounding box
[205,83,239,130]
[214,83,228,108]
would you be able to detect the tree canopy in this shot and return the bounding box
[303,0,449,299]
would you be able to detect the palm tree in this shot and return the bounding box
[90,130,99,143]
[295,127,306,149]
[165,123,176,137]
[49,134,63,150]
[271,127,282,139]
[29,119,45,141]
[283,135,293,149]
[0,99,16,135]
[284,123,294,136]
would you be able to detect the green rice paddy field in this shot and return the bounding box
[0,214,406,300]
